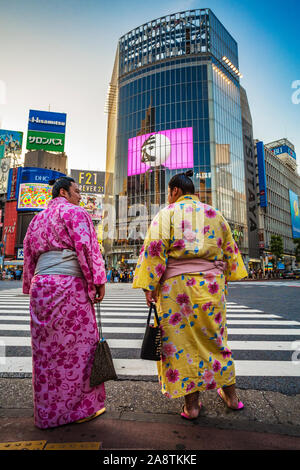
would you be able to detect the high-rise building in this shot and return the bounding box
[105,9,248,267]
[255,140,300,271]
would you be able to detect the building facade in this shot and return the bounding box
[105,9,248,267]
[255,139,300,271]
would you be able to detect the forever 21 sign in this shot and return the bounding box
[70,169,105,194]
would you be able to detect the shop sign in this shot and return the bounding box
[26,130,65,152]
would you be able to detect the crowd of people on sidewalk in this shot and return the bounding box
[106,268,134,283]
[247,268,285,280]
[1,267,23,281]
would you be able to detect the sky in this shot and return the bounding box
[0,0,299,172]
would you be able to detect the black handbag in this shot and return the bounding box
[90,302,118,387]
[140,303,162,361]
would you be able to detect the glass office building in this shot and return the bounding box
[105,9,248,265]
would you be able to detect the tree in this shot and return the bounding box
[294,238,300,263]
[270,235,284,268]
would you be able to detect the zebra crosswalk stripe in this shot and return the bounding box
[0,288,300,381]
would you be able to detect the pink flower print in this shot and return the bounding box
[203,225,210,235]
[155,263,166,277]
[205,207,217,218]
[166,368,180,383]
[186,277,196,287]
[216,335,223,347]
[214,312,222,324]
[234,242,239,254]
[161,283,171,294]
[212,360,222,372]
[217,237,222,249]
[183,229,196,242]
[204,272,215,283]
[163,342,177,357]
[202,301,212,312]
[221,348,232,359]
[180,220,192,231]
[206,380,217,390]
[173,239,185,250]
[139,245,145,255]
[203,369,214,384]
[180,304,193,318]
[169,312,182,326]
[149,240,162,257]
[226,242,234,254]
[220,326,225,336]
[208,281,219,295]
[185,205,193,213]
[221,222,227,232]
[167,203,175,210]
[176,293,190,305]
[186,382,196,392]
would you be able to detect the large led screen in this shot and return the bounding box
[18,183,52,211]
[128,127,193,176]
[289,189,300,238]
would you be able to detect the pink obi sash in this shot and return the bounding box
[160,257,226,284]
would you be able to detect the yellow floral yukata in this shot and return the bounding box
[133,195,248,399]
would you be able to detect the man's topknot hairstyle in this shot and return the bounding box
[49,176,75,199]
[168,170,195,195]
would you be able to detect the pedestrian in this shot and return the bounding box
[15,269,22,280]
[107,268,112,283]
[133,170,248,419]
[23,176,107,429]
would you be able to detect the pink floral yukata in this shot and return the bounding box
[23,196,107,429]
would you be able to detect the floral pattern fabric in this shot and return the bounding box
[23,197,106,429]
[133,195,248,398]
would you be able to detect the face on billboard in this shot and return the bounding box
[128,127,193,176]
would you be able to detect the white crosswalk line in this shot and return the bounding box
[0,288,300,384]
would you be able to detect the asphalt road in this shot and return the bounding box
[227,280,300,320]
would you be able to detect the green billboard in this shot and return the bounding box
[26,130,65,152]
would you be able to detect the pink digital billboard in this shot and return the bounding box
[128,127,193,176]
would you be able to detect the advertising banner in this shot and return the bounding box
[0,129,23,159]
[16,167,65,211]
[2,201,18,256]
[127,127,194,176]
[79,194,103,220]
[18,183,52,211]
[289,190,300,238]
[6,167,20,200]
[256,141,268,208]
[28,109,67,134]
[70,170,105,194]
[272,145,296,160]
[26,130,65,152]
[0,157,13,194]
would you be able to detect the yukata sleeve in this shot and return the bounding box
[67,208,107,301]
[221,218,248,282]
[22,226,37,294]
[133,208,171,291]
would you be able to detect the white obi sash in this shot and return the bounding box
[34,249,83,278]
